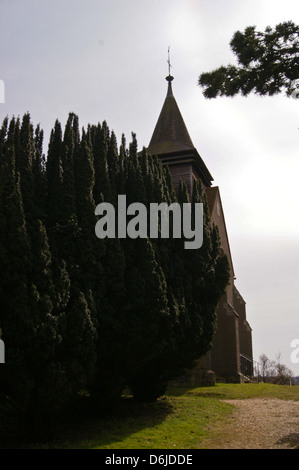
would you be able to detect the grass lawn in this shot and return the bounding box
[23,382,299,449]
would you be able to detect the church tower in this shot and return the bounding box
[147,73,213,195]
[145,72,253,383]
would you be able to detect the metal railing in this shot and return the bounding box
[240,353,261,382]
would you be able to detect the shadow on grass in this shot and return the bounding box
[276,433,299,449]
[189,391,226,399]
[8,395,175,449]
[167,385,225,400]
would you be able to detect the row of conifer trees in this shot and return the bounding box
[0,112,229,439]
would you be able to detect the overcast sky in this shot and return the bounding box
[1,0,299,375]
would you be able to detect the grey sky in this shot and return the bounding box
[1,0,299,374]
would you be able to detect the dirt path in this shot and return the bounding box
[205,398,299,449]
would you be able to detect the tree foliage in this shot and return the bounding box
[199,21,299,98]
[0,113,229,439]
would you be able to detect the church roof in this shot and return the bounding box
[146,75,214,187]
[205,186,235,278]
[147,76,195,156]
[205,186,218,213]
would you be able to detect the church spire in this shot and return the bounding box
[147,52,194,155]
[146,58,214,188]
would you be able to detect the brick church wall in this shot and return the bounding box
[234,287,253,375]
[210,296,241,382]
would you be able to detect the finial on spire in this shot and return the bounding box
[166,46,174,84]
[167,46,172,76]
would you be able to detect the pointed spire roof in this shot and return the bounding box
[146,74,214,187]
[147,75,195,156]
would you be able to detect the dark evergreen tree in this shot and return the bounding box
[46,120,64,229]
[0,116,70,438]
[33,124,47,221]
[199,21,299,98]
[90,121,112,206]
[0,111,230,438]
[89,125,127,408]
[50,116,98,406]
[0,117,37,428]
[17,113,37,230]
[61,113,78,223]
[128,178,229,401]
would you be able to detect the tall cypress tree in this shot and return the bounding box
[0,117,34,416]
[128,174,230,401]
[90,122,112,207]
[46,119,64,229]
[33,124,46,221]
[61,113,78,223]
[0,116,73,437]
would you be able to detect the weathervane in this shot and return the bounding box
[167,46,172,76]
[166,46,174,84]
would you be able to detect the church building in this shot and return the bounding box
[145,72,253,383]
